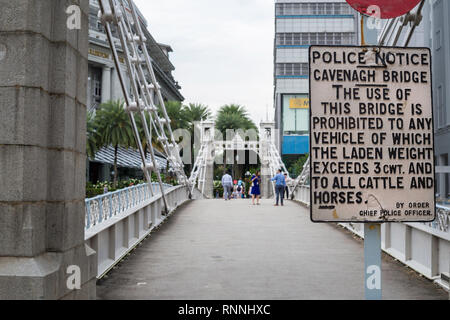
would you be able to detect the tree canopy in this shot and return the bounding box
[215,104,258,136]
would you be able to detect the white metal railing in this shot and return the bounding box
[292,186,450,291]
[85,182,172,230]
[427,204,450,233]
[85,184,191,278]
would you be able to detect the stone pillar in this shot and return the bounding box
[0,0,96,299]
[199,122,216,199]
[204,162,214,199]
[261,161,273,199]
[101,66,111,103]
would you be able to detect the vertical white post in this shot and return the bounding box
[362,14,383,300]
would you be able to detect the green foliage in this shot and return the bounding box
[86,179,145,198]
[86,99,213,182]
[213,180,224,198]
[159,100,189,132]
[135,112,164,154]
[288,154,309,178]
[86,111,99,159]
[95,100,135,150]
[184,103,211,125]
[94,100,135,187]
[215,104,258,136]
[85,174,178,198]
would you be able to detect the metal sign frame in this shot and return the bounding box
[308,44,437,224]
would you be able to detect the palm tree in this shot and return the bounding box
[215,104,258,179]
[215,104,257,136]
[135,112,164,157]
[95,100,135,188]
[159,100,189,132]
[184,103,211,126]
[86,111,99,159]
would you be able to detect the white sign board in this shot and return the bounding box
[309,46,435,223]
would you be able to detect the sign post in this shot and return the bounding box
[362,16,382,301]
[309,44,435,300]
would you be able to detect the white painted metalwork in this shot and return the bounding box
[378,0,425,47]
[85,182,172,230]
[292,184,450,290]
[85,184,191,278]
[260,128,291,195]
[290,157,310,200]
[97,0,191,214]
[188,121,292,197]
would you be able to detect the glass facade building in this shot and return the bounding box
[273,0,359,157]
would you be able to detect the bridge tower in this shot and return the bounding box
[260,121,276,199]
[199,121,215,199]
[0,0,96,299]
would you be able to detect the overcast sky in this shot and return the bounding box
[134,0,275,125]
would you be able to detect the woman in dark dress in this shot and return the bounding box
[250,171,261,205]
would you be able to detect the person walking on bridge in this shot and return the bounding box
[221,171,233,201]
[284,173,290,199]
[250,171,261,205]
[272,169,286,206]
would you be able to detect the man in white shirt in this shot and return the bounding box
[221,171,233,201]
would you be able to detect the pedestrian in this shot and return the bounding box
[250,171,261,205]
[237,179,245,199]
[236,183,243,199]
[284,173,290,199]
[272,169,286,206]
[221,170,233,201]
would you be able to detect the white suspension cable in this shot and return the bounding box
[97,0,191,213]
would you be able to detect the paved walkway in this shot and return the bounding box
[97,199,447,300]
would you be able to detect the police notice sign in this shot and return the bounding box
[309,46,435,223]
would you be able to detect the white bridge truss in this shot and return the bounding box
[97,0,191,213]
[189,121,292,197]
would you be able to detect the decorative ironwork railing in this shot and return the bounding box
[85,182,172,230]
[425,204,450,233]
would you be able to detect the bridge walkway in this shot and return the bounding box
[97,199,447,300]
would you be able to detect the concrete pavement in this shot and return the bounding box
[97,199,447,300]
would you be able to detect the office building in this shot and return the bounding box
[87,0,183,182]
[273,0,359,162]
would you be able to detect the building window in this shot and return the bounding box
[276,2,353,15]
[276,32,356,46]
[276,63,308,77]
[282,94,309,135]
[89,13,104,32]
